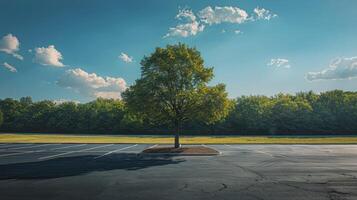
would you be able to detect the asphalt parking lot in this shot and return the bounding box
[0,143,356,200]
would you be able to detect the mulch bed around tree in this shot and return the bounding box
[142,146,219,155]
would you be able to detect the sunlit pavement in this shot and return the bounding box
[0,143,357,200]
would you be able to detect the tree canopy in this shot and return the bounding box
[123,44,232,146]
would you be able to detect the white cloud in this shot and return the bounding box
[57,68,127,99]
[2,62,17,72]
[176,8,197,21]
[165,6,277,38]
[34,45,65,67]
[165,8,205,38]
[234,30,242,34]
[165,21,205,38]
[52,99,80,105]
[12,54,23,60]
[119,52,133,63]
[253,7,278,21]
[93,91,123,99]
[306,57,357,81]
[268,58,291,69]
[198,6,249,25]
[0,34,23,60]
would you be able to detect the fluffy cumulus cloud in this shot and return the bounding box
[57,68,127,99]
[52,99,80,105]
[234,29,242,34]
[268,58,291,69]
[176,8,197,21]
[165,6,277,38]
[306,57,357,81]
[2,62,17,72]
[165,21,204,37]
[253,7,278,20]
[164,8,205,38]
[34,45,65,67]
[0,34,23,60]
[119,52,133,63]
[198,6,249,25]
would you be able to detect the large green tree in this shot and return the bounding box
[123,44,232,147]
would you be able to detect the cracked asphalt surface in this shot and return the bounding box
[0,144,356,200]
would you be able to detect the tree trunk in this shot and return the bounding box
[174,120,180,148]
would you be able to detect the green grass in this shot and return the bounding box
[1,133,357,144]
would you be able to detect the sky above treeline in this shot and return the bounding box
[1,0,357,102]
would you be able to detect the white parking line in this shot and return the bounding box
[0,150,45,157]
[7,144,53,150]
[201,144,222,155]
[224,144,244,149]
[50,144,87,150]
[94,144,138,159]
[38,144,114,160]
[224,144,240,147]
[147,144,158,149]
[0,143,33,149]
[254,150,274,157]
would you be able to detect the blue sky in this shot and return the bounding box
[1,0,357,102]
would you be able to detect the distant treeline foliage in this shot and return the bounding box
[0,90,356,134]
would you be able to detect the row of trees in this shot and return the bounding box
[224,90,357,132]
[0,90,356,134]
[0,44,356,141]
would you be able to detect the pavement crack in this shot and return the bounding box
[218,183,227,191]
[329,191,350,195]
[279,180,351,200]
[340,173,357,179]
[328,190,349,200]
[233,164,266,181]
[280,182,325,194]
[178,183,188,191]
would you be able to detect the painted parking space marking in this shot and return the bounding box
[147,144,158,149]
[0,143,34,149]
[224,144,244,149]
[223,144,256,151]
[254,150,274,157]
[0,150,45,157]
[38,144,114,160]
[6,144,53,150]
[94,144,138,159]
[201,144,222,155]
[50,144,87,150]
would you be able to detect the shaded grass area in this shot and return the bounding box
[1,133,357,144]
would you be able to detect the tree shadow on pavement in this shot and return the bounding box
[0,153,185,180]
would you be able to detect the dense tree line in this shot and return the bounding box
[0,90,356,135]
[221,90,357,133]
